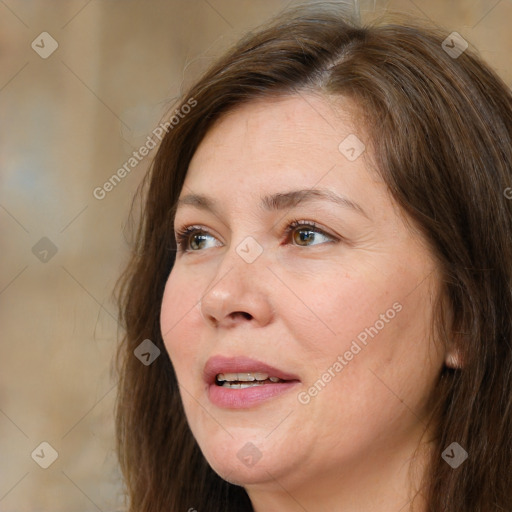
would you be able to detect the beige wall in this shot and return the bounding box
[1,1,510,510]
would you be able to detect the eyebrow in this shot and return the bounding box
[172,188,369,220]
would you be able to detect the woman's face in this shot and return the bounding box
[160,93,445,498]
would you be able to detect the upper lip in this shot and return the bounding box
[204,355,301,385]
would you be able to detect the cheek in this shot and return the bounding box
[297,261,439,389]
[328,281,440,414]
[160,269,203,365]
[284,266,396,357]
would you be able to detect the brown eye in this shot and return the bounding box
[175,227,218,252]
[286,221,334,247]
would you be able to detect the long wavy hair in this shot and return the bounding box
[113,3,512,511]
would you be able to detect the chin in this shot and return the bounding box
[201,445,279,486]
[210,460,276,487]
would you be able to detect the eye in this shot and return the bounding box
[283,219,335,247]
[174,225,220,252]
[174,219,336,254]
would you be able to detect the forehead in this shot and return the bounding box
[191,92,357,159]
[183,93,371,189]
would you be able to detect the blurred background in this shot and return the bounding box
[0,0,510,510]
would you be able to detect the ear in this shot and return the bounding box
[444,349,463,369]
[444,333,464,369]
[437,292,464,369]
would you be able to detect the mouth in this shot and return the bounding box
[204,355,301,408]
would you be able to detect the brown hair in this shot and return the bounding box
[113,3,512,511]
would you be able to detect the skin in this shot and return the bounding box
[160,93,458,512]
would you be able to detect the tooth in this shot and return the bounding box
[223,382,241,388]
[237,373,256,382]
[221,381,266,388]
[269,377,280,382]
[217,372,271,382]
[222,373,239,381]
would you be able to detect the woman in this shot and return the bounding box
[114,3,512,511]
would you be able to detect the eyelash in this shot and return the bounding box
[174,219,337,253]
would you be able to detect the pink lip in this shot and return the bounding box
[204,355,301,409]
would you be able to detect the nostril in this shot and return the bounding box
[234,312,251,320]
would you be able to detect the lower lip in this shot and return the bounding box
[207,381,300,409]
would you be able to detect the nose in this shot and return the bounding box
[199,244,274,329]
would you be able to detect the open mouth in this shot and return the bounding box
[215,372,287,388]
[205,356,300,408]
